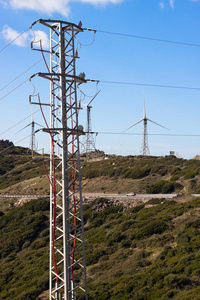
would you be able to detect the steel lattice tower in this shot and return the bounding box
[17,113,38,158]
[86,105,92,153]
[86,106,95,153]
[30,19,87,300]
[139,115,150,156]
[30,119,36,157]
[82,90,100,157]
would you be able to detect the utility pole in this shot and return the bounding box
[30,19,88,300]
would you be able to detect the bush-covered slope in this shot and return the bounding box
[0,198,49,299]
[1,197,200,299]
[84,197,200,299]
[0,145,49,198]
[1,145,200,194]
[81,155,200,194]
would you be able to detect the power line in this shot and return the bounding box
[92,29,200,48]
[0,56,48,93]
[0,134,31,154]
[0,109,40,136]
[91,79,200,91]
[0,79,29,101]
[0,26,31,54]
[0,158,33,179]
[1,76,200,104]
[90,131,200,137]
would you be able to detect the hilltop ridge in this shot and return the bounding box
[1,144,200,207]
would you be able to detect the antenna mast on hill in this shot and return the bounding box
[124,96,168,156]
[30,19,88,300]
[82,90,100,157]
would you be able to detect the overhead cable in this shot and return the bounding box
[88,79,200,91]
[92,29,200,48]
[89,131,200,137]
[0,158,34,179]
[0,134,31,154]
[1,76,200,103]
[0,109,40,136]
[0,56,48,93]
[0,26,31,54]
[0,79,29,101]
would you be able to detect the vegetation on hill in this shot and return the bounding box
[0,196,200,299]
[0,145,49,203]
[0,198,49,299]
[81,155,200,194]
[1,144,200,195]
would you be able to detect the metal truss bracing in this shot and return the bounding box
[81,89,100,157]
[85,106,96,153]
[31,19,88,300]
[29,120,36,157]
[140,118,150,156]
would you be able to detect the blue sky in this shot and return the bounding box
[0,0,200,158]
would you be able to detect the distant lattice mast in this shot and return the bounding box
[86,106,95,153]
[29,117,36,158]
[30,19,88,300]
[83,90,100,156]
[140,108,150,156]
[124,96,167,156]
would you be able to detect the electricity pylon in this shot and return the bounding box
[17,113,41,158]
[82,90,100,157]
[124,97,168,155]
[30,19,88,300]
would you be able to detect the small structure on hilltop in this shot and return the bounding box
[0,139,14,147]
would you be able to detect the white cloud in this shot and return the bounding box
[32,30,50,49]
[159,0,174,10]
[10,0,70,16]
[2,0,123,16]
[159,1,165,9]
[1,25,29,47]
[169,0,174,8]
[1,25,49,49]
[0,0,8,8]
[76,0,123,3]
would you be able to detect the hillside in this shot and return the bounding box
[1,144,200,203]
[81,155,200,194]
[1,196,200,299]
[1,144,200,299]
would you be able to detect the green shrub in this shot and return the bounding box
[170,167,181,175]
[132,219,168,240]
[22,241,31,249]
[146,198,166,205]
[123,167,151,179]
[107,232,125,246]
[86,249,106,265]
[120,239,132,248]
[31,240,46,250]
[82,168,100,178]
[183,170,197,179]
[146,181,175,194]
[170,175,180,181]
